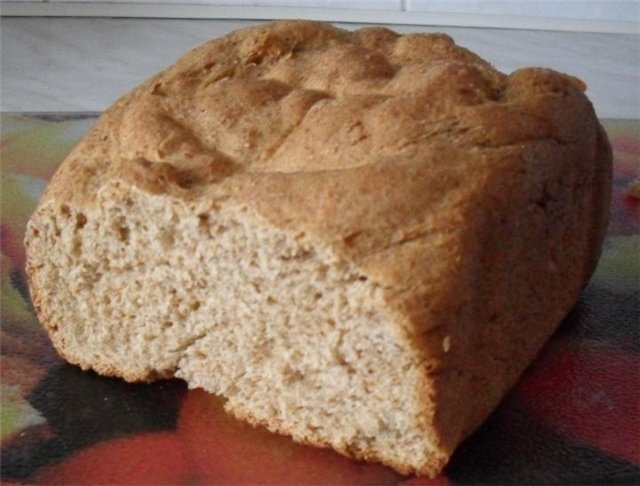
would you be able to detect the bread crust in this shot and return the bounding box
[25,20,612,477]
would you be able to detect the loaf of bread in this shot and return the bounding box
[25,20,611,477]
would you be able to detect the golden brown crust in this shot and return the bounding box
[25,20,612,476]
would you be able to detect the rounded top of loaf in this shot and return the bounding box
[38,20,600,290]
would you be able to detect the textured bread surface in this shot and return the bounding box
[25,20,612,477]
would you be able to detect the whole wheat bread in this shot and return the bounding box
[25,20,612,477]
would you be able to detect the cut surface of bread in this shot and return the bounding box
[25,20,612,477]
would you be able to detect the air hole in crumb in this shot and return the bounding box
[75,213,87,229]
[118,226,130,243]
[162,321,174,329]
[313,292,323,301]
[216,225,228,234]
[197,213,209,227]
[31,228,40,237]
[71,239,82,257]
[357,276,368,282]
[159,228,175,249]
[283,366,305,385]
[266,296,277,305]
[279,249,313,262]
[252,282,262,294]
[102,295,111,305]
[191,301,201,311]
[195,350,207,359]
[60,205,70,217]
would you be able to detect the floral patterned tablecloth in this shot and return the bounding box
[1,114,638,485]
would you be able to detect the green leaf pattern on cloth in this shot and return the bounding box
[592,236,640,293]
[1,385,46,441]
